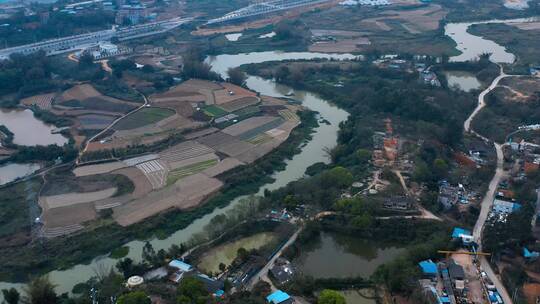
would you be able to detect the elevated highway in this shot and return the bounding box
[0,17,192,60]
[206,0,332,25]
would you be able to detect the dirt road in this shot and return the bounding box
[466,65,515,304]
[77,92,149,164]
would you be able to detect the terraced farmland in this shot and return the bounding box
[219,96,260,112]
[136,159,168,189]
[203,105,228,117]
[160,141,216,166]
[167,159,218,185]
[114,107,175,130]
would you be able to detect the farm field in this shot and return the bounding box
[77,114,117,130]
[301,3,457,56]
[203,105,228,117]
[20,93,55,110]
[114,107,175,130]
[32,79,302,233]
[167,159,219,185]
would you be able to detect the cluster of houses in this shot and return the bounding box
[438,181,470,210]
[372,118,400,167]
[167,259,226,298]
[419,258,467,304]
[418,228,507,304]
[487,182,522,223]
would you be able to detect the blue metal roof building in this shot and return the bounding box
[168,259,193,272]
[452,227,471,238]
[266,290,293,304]
[524,247,540,259]
[419,259,438,276]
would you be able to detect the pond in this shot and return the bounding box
[197,232,277,273]
[0,163,41,185]
[0,108,68,146]
[443,71,481,92]
[294,232,405,279]
[339,289,377,304]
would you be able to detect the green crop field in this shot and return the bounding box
[114,107,175,130]
[166,159,218,186]
[203,105,228,117]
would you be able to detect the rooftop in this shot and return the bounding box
[266,290,292,304]
[168,259,193,272]
[419,259,438,275]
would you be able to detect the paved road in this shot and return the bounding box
[248,227,302,289]
[465,65,514,304]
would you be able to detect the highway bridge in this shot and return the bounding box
[0,17,192,60]
[206,0,332,25]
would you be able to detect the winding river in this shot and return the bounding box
[0,51,352,295]
[2,14,539,296]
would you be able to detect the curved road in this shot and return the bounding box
[465,64,525,304]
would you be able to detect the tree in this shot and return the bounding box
[219,263,226,272]
[356,148,371,164]
[2,288,20,304]
[237,247,249,262]
[117,291,151,304]
[177,277,208,303]
[227,67,247,86]
[78,53,94,68]
[320,166,353,189]
[318,290,346,304]
[142,242,157,266]
[23,276,57,304]
[116,258,134,278]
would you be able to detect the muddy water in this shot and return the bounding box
[0,163,41,185]
[0,108,68,146]
[197,232,277,273]
[294,232,405,279]
[0,51,352,295]
[445,17,538,63]
[443,71,482,92]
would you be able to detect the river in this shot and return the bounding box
[0,51,351,295]
[445,17,538,63]
[2,14,536,296]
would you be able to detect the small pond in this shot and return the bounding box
[443,71,482,92]
[0,163,41,185]
[197,232,277,273]
[0,108,68,146]
[294,232,405,279]
[339,289,377,304]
